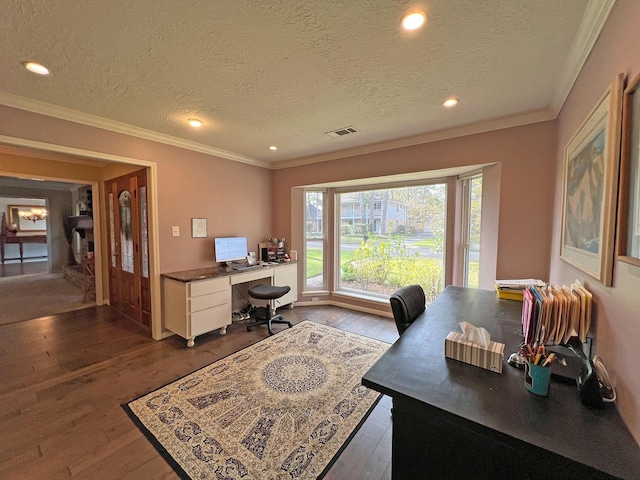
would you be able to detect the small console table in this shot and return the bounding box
[82,257,96,302]
[0,234,47,263]
[162,262,297,347]
[362,286,640,479]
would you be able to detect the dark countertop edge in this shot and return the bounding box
[162,261,297,283]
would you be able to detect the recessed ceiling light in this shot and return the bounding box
[187,118,203,128]
[269,146,278,151]
[402,12,426,31]
[443,97,459,108]
[24,62,50,75]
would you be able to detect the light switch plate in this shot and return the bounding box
[172,226,180,237]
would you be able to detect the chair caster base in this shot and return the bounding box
[247,318,293,335]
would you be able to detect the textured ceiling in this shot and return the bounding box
[0,1,613,167]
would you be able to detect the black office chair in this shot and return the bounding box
[390,285,425,335]
[246,284,293,335]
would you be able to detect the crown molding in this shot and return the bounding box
[550,0,616,112]
[3,93,557,172]
[0,134,158,168]
[273,109,557,170]
[0,92,270,169]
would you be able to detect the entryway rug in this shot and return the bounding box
[123,321,389,479]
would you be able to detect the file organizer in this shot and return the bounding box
[521,281,592,346]
[520,280,593,383]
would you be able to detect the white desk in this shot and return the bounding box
[162,262,297,347]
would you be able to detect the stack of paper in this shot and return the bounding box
[495,279,545,301]
[521,280,592,345]
[495,279,545,292]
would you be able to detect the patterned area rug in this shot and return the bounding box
[123,321,389,479]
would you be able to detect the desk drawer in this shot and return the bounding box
[229,268,272,285]
[190,277,228,297]
[190,290,229,312]
[190,304,230,336]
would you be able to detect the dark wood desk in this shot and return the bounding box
[362,286,640,479]
[0,234,47,263]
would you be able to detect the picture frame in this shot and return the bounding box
[8,205,48,232]
[560,73,624,286]
[617,72,640,266]
[191,218,207,238]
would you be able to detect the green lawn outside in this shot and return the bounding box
[305,248,323,278]
[305,248,355,278]
[307,248,479,290]
[467,261,479,288]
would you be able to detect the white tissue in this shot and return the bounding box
[458,321,491,348]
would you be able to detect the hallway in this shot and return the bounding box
[0,260,95,325]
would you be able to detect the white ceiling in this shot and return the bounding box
[0,1,614,168]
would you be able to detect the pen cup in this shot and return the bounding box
[524,361,551,396]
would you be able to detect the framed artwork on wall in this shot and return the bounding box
[617,72,640,266]
[560,73,624,286]
[191,218,207,238]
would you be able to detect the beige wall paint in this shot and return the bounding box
[100,162,143,181]
[155,153,272,273]
[0,151,101,183]
[550,0,640,443]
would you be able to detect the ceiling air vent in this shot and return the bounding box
[326,126,359,138]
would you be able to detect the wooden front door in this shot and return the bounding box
[105,169,151,327]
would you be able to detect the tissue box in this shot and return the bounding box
[444,332,505,373]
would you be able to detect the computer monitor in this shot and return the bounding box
[214,236,248,264]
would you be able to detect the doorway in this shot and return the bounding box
[1,143,161,339]
[0,178,97,323]
[105,169,151,327]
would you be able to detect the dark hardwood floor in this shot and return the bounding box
[0,260,48,278]
[0,304,397,479]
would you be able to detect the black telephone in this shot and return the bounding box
[566,337,615,408]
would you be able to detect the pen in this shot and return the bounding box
[542,353,556,367]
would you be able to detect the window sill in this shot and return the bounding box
[331,290,390,306]
[301,290,331,297]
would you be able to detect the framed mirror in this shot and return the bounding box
[8,205,48,232]
[618,72,640,266]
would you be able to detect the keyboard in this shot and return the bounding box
[232,264,262,271]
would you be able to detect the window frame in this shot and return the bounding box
[303,189,328,293]
[333,179,449,302]
[459,172,482,287]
